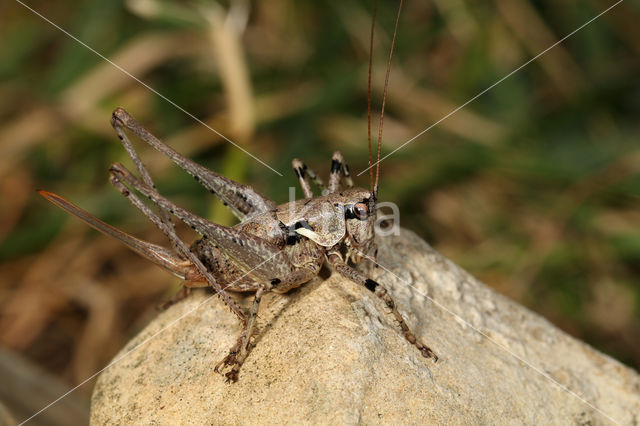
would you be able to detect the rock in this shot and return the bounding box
[91,229,640,425]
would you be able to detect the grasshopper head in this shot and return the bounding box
[341,187,376,263]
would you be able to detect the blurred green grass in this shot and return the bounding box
[0,0,638,389]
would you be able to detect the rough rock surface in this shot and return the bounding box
[91,229,640,425]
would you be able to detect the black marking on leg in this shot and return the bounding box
[286,234,300,245]
[344,164,351,176]
[365,279,379,292]
[331,159,341,173]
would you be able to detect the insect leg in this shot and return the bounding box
[111,108,276,220]
[304,164,326,190]
[110,110,179,253]
[326,249,437,361]
[214,259,322,382]
[291,159,313,198]
[38,190,200,282]
[328,151,354,193]
[291,158,327,198]
[110,162,295,281]
[215,283,268,382]
[108,170,247,321]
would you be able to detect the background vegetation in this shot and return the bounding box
[1,0,638,420]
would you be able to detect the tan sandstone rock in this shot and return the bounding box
[91,229,640,425]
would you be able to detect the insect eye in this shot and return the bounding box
[353,203,368,220]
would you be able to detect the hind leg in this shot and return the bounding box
[111,108,276,220]
[108,169,247,321]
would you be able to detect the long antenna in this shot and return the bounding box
[374,0,403,197]
[367,0,378,193]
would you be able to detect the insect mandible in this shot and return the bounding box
[39,0,437,382]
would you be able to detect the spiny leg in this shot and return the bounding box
[211,257,322,381]
[291,158,328,199]
[38,190,200,282]
[291,159,328,198]
[111,108,276,220]
[215,261,323,381]
[291,159,313,198]
[305,164,327,191]
[112,170,257,377]
[111,113,179,253]
[328,151,354,193]
[215,283,269,382]
[326,249,437,361]
[111,163,336,380]
[115,162,335,377]
[110,162,295,280]
[109,171,246,322]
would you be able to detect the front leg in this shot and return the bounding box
[327,151,354,193]
[326,249,438,361]
[292,158,327,198]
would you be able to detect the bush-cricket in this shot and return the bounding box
[39,0,437,382]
